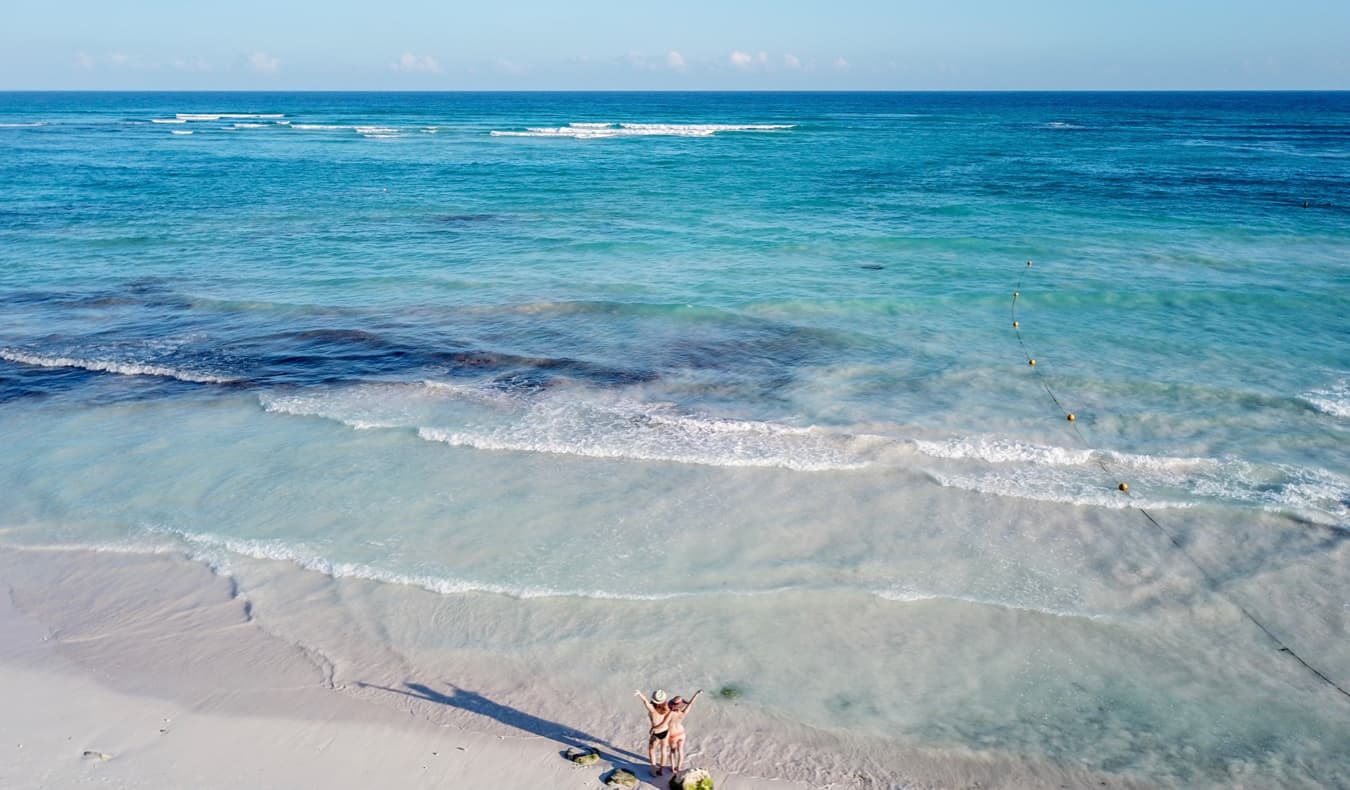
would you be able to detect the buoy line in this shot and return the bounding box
[1010,260,1349,702]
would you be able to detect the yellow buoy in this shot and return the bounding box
[1118,483,1129,492]
[1066,413,1075,422]
[1013,291,1020,298]
[1012,321,1019,328]
[1028,359,1036,367]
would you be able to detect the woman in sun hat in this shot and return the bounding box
[634,688,672,775]
[665,689,703,774]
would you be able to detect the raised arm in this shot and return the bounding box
[635,689,655,713]
[686,689,704,710]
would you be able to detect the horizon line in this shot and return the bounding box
[2,88,1347,94]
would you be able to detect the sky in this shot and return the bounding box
[3,0,1348,91]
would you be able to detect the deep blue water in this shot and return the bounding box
[3,92,1347,507]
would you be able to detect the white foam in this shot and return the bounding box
[1301,378,1350,418]
[150,118,187,124]
[913,436,1215,477]
[919,435,1349,524]
[0,349,236,384]
[170,130,194,136]
[915,436,1094,467]
[259,383,1347,518]
[872,587,1106,620]
[230,122,267,129]
[418,379,516,404]
[490,122,794,139]
[260,381,869,472]
[929,470,1190,511]
[146,527,690,601]
[407,390,872,470]
[1191,462,1350,525]
[176,113,283,121]
[291,124,351,131]
[0,122,47,127]
[356,126,399,138]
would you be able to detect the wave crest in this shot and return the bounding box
[1301,378,1350,418]
[260,381,871,471]
[145,527,691,601]
[490,122,794,139]
[0,349,236,384]
[175,113,284,121]
[915,435,1348,524]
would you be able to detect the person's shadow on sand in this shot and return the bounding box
[357,681,651,778]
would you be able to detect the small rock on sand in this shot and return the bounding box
[604,767,639,788]
[671,767,715,790]
[565,746,601,765]
[81,750,112,762]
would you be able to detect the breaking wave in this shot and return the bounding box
[0,349,236,384]
[490,122,794,139]
[914,435,1349,524]
[144,527,695,601]
[175,113,284,121]
[1301,378,1350,419]
[259,381,873,471]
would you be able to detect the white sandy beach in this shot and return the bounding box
[0,546,800,790]
[0,546,1160,790]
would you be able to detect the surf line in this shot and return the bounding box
[1010,260,1350,702]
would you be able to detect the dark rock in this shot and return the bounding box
[565,746,601,765]
[671,767,714,789]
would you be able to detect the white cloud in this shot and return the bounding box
[494,58,527,76]
[757,51,768,64]
[729,51,753,69]
[101,52,160,71]
[248,51,280,74]
[74,52,94,70]
[833,56,850,72]
[173,57,211,73]
[783,53,801,70]
[666,50,686,71]
[392,52,441,73]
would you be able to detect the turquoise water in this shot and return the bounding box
[1,92,1348,786]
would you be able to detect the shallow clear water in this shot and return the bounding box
[1,92,1348,786]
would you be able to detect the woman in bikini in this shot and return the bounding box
[634,688,671,776]
[665,689,703,774]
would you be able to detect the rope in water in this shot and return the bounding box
[1009,260,1349,702]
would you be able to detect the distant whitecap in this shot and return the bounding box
[489,122,794,139]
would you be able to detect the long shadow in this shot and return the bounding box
[358,680,653,778]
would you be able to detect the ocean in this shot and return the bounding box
[1,91,1347,786]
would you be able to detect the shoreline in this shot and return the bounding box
[0,545,1156,789]
[0,545,809,790]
